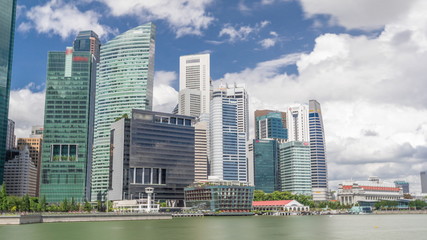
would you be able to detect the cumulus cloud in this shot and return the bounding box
[215,1,427,192]
[259,31,280,48]
[18,0,115,39]
[96,0,214,37]
[153,71,179,113]
[219,21,270,42]
[299,0,419,30]
[8,84,45,139]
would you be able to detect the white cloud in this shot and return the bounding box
[299,0,419,30]
[153,71,179,113]
[8,85,45,139]
[259,31,280,48]
[19,0,115,39]
[96,0,214,37]
[219,21,270,42]
[216,1,427,192]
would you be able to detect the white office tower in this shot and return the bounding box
[286,104,309,142]
[178,54,211,117]
[209,84,249,182]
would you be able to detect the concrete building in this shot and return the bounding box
[178,53,210,117]
[209,84,249,182]
[3,146,37,197]
[421,171,427,193]
[92,23,156,201]
[252,200,310,213]
[394,180,409,194]
[309,100,328,200]
[0,0,17,184]
[108,110,195,207]
[6,119,15,150]
[286,104,309,142]
[279,141,312,195]
[17,137,42,196]
[30,126,43,138]
[337,177,403,205]
[194,121,208,181]
[185,180,254,212]
[40,31,99,203]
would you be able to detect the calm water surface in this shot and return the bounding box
[1,214,426,240]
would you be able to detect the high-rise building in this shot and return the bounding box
[108,110,195,207]
[6,119,15,150]
[30,125,44,138]
[394,180,409,194]
[194,121,208,181]
[17,137,42,196]
[3,146,37,197]
[39,31,99,203]
[309,100,328,200]
[253,139,279,193]
[73,30,101,61]
[0,0,17,183]
[178,53,211,117]
[91,23,156,201]
[421,171,427,193]
[279,141,312,195]
[209,84,249,182]
[255,111,287,141]
[286,104,309,142]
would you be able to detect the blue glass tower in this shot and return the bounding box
[253,139,279,193]
[0,0,16,183]
[255,112,287,140]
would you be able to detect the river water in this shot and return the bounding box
[1,214,426,240]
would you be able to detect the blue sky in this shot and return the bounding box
[9,0,427,192]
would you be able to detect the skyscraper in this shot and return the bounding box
[6,119,15,150]
[194,121,208,181]
[421,171,427,193]
[39,31,99,203]
[253,139,279,193]
[309,100,328,200]
[0,0,17,183]
[178,53,211,117]
[286,104,309,142]
[91,23,156,201]
[210,84,249,182]
[255,111,287,140]
[394,180,409,194]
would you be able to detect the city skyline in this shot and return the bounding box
[7,0,427,192]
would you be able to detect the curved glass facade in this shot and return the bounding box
[91,23,156,201]
[0,0,16,183]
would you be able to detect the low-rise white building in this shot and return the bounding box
[252,200,310,212]
[337,177,403,205]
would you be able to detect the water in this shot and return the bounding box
[1,215,426,240]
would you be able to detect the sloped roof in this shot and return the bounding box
[252,200,294,206]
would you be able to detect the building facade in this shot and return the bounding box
[252,200,310,213]
[17,137,42,196]
[194,121,208,181]
[108,110,195,207]
[3,146,37,197]
[309,100,328,200]
[338,177,403,205]
[279,141,312,195]
[0,0,17,183]
[255,111,287,140]
[394,180,409,194]
[286,104,309,142]
[421,171,427,193]
[30,125,43,138]
[178,53,210,117]
[40,31,99,203]
[185,180,254,212]
[210,84,249,182]
[6,119,15,150]
[92,23,156,201]
[253,139,279,193]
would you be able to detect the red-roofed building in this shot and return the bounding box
[252,200,310,213]
[337,177,403,205]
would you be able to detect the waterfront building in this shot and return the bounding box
[253,139,279,193]
[6,119,15,150]
[17,137,42,196]
[252,200,310,213]
[194,121,208,181]
[30,126,43,138]
[394,180,409,194]
[309,100,328,200]
[247,142,254,185]
[40,31,99,203]
[278,141,312,195]
[337,177,403,205]
[184,180,254,212]
[3,146,37,197]
[91,23,156,201]
[421,171,427,193]
[209,84,249,182]
[0,0,17,183]
[255,111,287,141]
[178,53,210,117]
[108,109,195,207]
[286,104,309,142]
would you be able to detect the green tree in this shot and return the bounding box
[0,184,7,212]
[60,198,70,212]
[38,196,47,212]
[22,194,31,212]
[84,200,92,212]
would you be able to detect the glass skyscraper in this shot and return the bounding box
[91,23,156,201]
[40,31,99,203]
[210,84,249,182]
[0,0,16,183]
[255,111,287,140]
[253,139,279,193]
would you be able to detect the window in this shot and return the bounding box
[130,168,166,185]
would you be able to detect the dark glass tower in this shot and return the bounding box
[253,139,279,193]
[40,32,100,203]
[0,0,16,183]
